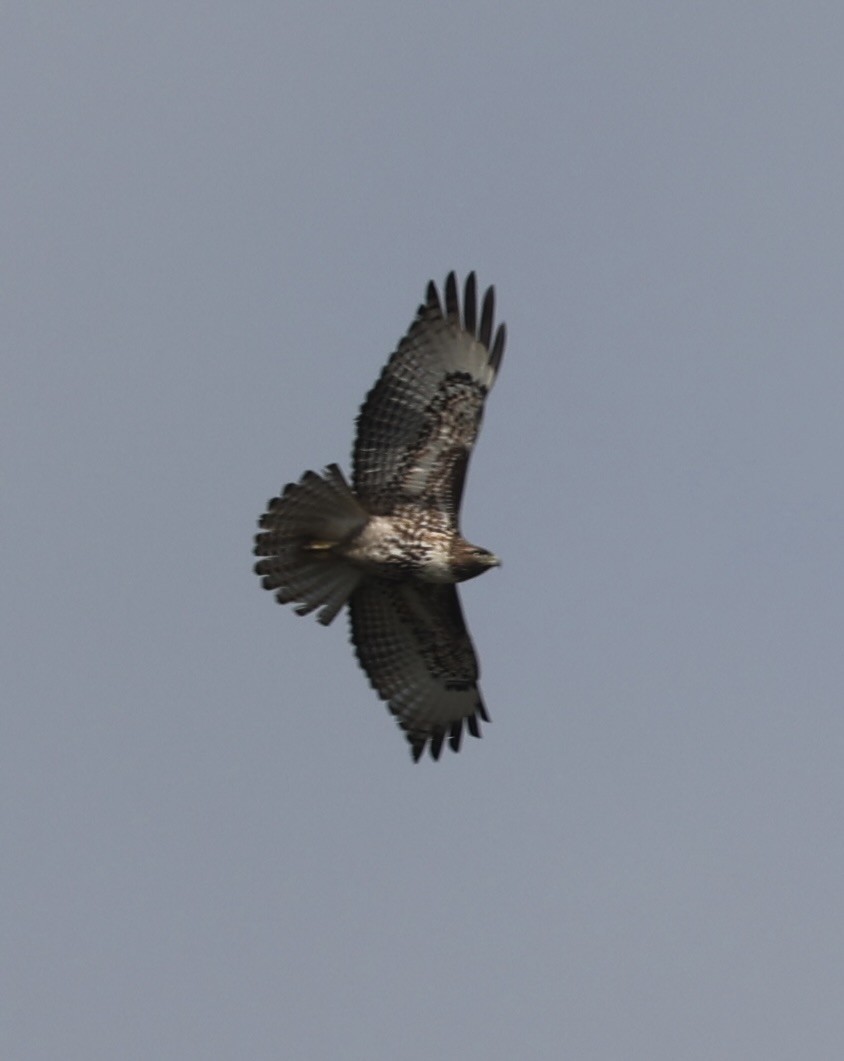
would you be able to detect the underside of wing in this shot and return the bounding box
[348,579,489,761]
[353,272,506,521]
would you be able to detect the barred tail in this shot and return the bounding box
[254,464,368,625]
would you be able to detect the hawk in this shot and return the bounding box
[254,272,506,760]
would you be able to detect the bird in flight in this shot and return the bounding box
[254,272,506,760]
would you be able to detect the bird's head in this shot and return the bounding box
[453,541,501,582]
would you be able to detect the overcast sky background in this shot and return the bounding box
[4,4,844,1059]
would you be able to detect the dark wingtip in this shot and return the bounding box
[444,271,460,324]
[490,322,506,373]
[463,272,477,335]
[449,718,463,753]
[426,272,503,356]
[479,284,495,349]
[426,279,441,315]
[406,714,487,760]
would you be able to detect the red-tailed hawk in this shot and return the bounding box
[254,272,506,760]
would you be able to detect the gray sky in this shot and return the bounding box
[4,4,844,1058]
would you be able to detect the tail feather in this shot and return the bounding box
[254,464,368,625]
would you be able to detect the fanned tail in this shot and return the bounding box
[254,464,368,625]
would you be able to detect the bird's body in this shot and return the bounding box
[339,509,498,583]
[254,272,505,760]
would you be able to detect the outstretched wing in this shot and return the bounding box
[353,272,506,523]
[348,580,489,761]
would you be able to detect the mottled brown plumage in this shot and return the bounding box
[254,272,505,760]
